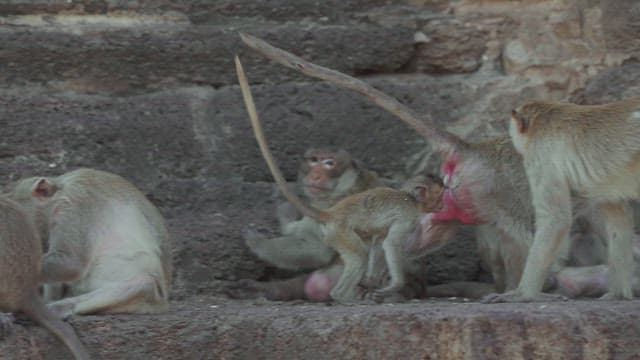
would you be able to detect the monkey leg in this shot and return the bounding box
[244,229,335,272]
[329,230,368,303]
[476,225,507,292]
[40,250,87,284]
[370,226,409,302]
[598,202,635,300]
[552,265,609,298]
[483,179,572,303]
[48,275,166,318]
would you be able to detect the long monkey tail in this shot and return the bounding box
[239,33,469,153]
[235,56,329,224]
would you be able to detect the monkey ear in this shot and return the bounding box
[511,109,528,133]
[32,178,58,200]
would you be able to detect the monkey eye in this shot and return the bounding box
[307,156,319,165]
[322,159,335,168]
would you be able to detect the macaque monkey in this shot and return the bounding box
[5,168,172,317]
[485,97,640,302]
[0,196,91,359]
[551,234,640,298]
[245,148,382,271]
[232,147,383,301]
[236,56,448,302]
[238,33,546,296]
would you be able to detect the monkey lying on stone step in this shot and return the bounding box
[236,56,450,303]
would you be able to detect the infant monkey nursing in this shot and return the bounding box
[236,56,447,303]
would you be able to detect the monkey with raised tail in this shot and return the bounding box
[236,56,448,303]
[231,147,385,301]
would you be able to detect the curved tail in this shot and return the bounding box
[239,33,468,153]
[23,296,91,360]
[235,56,329,223]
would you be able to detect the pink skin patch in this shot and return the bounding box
[304,271,335,302]
[431,157,483,225]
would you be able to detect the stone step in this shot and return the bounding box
[0,16,414,93]
[2,299,639,359]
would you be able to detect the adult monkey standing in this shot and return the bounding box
[239,33,539,295]
[5,168,172,317]
[485,98,640,302]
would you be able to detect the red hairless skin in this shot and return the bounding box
[431,157,483,225]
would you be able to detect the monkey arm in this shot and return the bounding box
[40,251,88,284]
[245,229,336,272]
[40,229,91,284]
[277,202,302,231]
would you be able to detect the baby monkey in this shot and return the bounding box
[236,56,445,303]
[0,196,90,359]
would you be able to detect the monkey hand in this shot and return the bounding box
[481,290,568,303]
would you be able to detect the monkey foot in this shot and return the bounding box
[481,291,568,304]
[366,290,407,304]
[0,313,14,338]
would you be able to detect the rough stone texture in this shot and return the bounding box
[0,19,415,94]
[570,59,640,104]
[0,78,470,187]
[1,299,640,359]
[1,0,640,358]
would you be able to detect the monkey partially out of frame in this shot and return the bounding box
[0,196,91,360]
[232,147,384,302]
[236,56,448,303]
[5,168,172,317]
[484,97,640,302]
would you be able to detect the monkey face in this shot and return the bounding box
[300,149,351,199]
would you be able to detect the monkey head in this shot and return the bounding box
[5,176,60,244]
[299,148,354,200]
[509,101,555,155]
[402,174,445,214]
